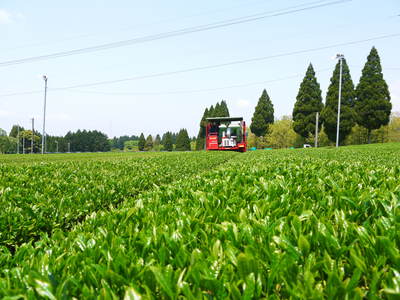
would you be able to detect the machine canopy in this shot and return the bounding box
[206,117,243,122]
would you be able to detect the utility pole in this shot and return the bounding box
[336,54,344,148]
[17,125,20,154]
[42,75,48,154]
[22,136,25,154]
[68,142,71,153]
[315,112,319,148]
[31,118,35,154]
[55,140,59,153]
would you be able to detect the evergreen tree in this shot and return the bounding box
[144,135,153,151]
[196,108,209,150]
[154,134,161,151]
[220,100,230,117]
[214,102,221,117]
[355,47,392,143]
[321,58,355,144]
[9,125,24,138]
[250,89,274,137]
[138,133,145,151]
[208,105,215,118]
[163,132,173,151]
[176,128,191,151]
[292,64,323,138]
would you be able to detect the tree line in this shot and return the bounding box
[247,46,396,148]
[0,127,195,154]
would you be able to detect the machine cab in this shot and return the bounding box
[205,117,247,152]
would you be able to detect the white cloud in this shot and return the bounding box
[236,99,250,108]
[0,9,12,24]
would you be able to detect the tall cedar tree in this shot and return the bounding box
[292,64,323,138]
[163,132,173,151]
[355,47,391,143]
[9,125,25,138]
[196,108,209,150]
[144,135,153,151]
[219,100,230,117]
[250,89,274,137]
[176,129,191,151]
[138,133,145,151]
[321,58,355,144]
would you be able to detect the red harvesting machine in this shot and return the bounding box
[205,117,247,152]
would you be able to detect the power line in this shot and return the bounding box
[0,0,349,67]
[66,68,333,96]
[0,0,266,52]
[50,32,400,90]
[1,32,399,98]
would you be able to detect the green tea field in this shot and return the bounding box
[1,144,399,299]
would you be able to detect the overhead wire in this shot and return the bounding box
[0,0,350,67]
[0,32,399,98]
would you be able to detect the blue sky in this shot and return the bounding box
[0,0,399,137]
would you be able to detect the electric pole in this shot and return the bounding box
[68,142,71,153]
[17,125,20,154]
[31,118,34,154]
[315,112,319,148]
[55,140,59,153]
[336,54,344,148]
[42,75,48,154]
[22,136,25,154]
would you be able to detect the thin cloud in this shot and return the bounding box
[0,9,12,24]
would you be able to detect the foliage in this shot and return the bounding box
[0,128,6,136]
[355,47,392,143]
[163,132,173,151]
[293,64,323,138]
[0,136,17,154]
[145,135,153,151]
[250,89,274,137]
[265,118,298,148]
[175,129,191,151]
[321,58,355,144]
[0,144,399,298]
[124,140,138,151]
[154,134,162,151]
[138,133,146,151]
[9,125,24,138]
[65,130,110,152]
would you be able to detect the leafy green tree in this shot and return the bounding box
[19,130,40,153]
[154,134,161,151]
[321,58,355,144]
[163,132,173,151]
[355,47,392,143]
[0,136,17,154]
[138,133,146,151]
[0,128,7,136]
[144,135,153,151]
[292,64,323,138]
[9,125,24,138]
[265,118,297,148]
[176,129,191,151]
[250,89,274,137]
